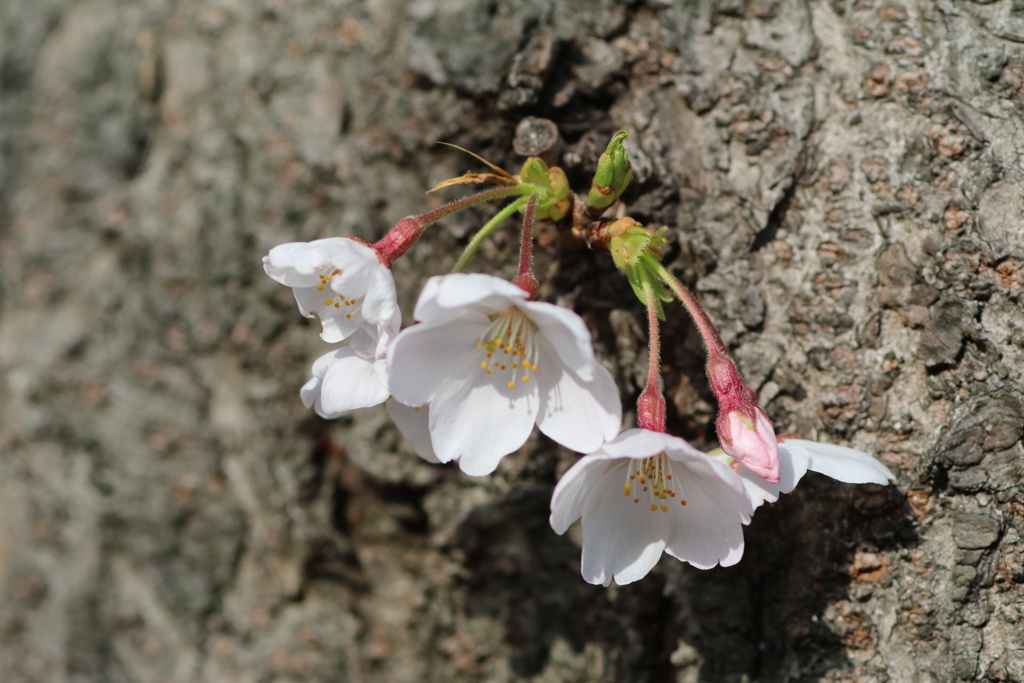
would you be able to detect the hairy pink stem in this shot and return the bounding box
[637,281,666,433]
[511,194,539,299]
[373,186,531,266]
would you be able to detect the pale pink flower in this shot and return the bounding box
[263,237,400,351]
[550,429,754,586]
[387,273,621,476]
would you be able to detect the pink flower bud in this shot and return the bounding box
[718,408,780,483]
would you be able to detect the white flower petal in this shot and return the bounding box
[600,429,691,460]
[299,348,388,418]
[385,399,439,463]
[662,458,751,568]
[318,351,389,416]
[580,465,670,586]
[413,273,526,322]
[787,439,895,485]
[517,300,598,380]
[265,238,363,285]
[536,343,621,453]
[358,265,401,327]
[428,374,539,475]
[732,441,811,508]
[549,453,619,534]
[292,286,365,343]
[386,316,489,405]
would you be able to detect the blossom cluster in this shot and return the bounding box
[263,133,895,586]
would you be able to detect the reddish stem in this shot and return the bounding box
[637,281,666,433]
[511,194,539,298]
[654,261,729,358]
[373,185,531,266]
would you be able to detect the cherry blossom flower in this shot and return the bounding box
[300,346,389,418]
[386,273,622,476]
[727,437,896,508]
[263,237,400,350]
[549,429,754,586]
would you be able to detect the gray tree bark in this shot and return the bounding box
[2,0,1023,681]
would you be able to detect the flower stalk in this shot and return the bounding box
[452,195,531,273]
[374,185,537,267]
[511,193,539,299]
[637,279,666,433]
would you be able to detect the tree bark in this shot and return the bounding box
[2,0,1023,681]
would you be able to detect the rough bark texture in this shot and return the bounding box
[2,0,1024,681]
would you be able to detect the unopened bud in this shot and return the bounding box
[587,130,633,211]
[717,407,780,483]
[518,157,571,221]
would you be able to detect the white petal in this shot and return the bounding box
[413,273,526,322]
[670,451,753,520]
[663,459,750,569]
[787,439,896,485]
[318,351,389,416]
[349,326,382,358]
[357,265,400,326]
[517,300,600,380]
[292,286,365,343]
[386,316,489,405]
[599,429,690,460]
[737,441,811,507]
[536,348,621,453]
[549,454,619,535]
[300,375,323,412]
[580,466,670,586]
[428,373,538,476]
[385,399,439,463]
[264,238,363,286]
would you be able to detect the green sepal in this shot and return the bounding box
[608,224,671,320]
[588,130,634,211]
[517,157,570,221]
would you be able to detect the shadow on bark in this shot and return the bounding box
[453,472,918,682]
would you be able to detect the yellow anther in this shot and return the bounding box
[660,505,668,513]
[345,313,352,319]
[481,362,488,368]
[623,482,632,496]
[649,503,658,512]
[507,381,515,388]
[680,499,687,506]
[325,298,334,305]
[316,285,325,291]
[522,376,530,382]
